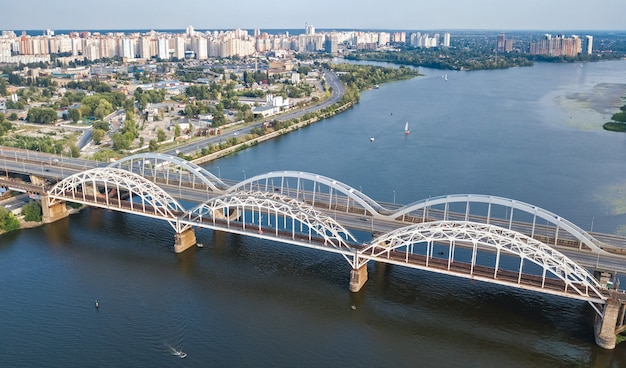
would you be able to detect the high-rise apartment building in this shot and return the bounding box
[157,37,169,60]
[583,35,593,54]
[497,33,506,53]
[442,33,450,47]
[529,34,589,57]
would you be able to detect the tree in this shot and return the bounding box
[22,202,42,222]
[93,120,109,131]
[68,108,82,123]
[0,207,20,232]
[93,99,113,120]
[26,107,58,124]
[212,110,227,126]
[174,124,181,138]
[156,128,167,142]
[0,78,7,96]
[68,143,80,158]
[111,132,131,151]
[92,129,105,144]
[149,139,159,151]
[8,113,18,121]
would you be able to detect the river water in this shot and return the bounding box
[2,60,626,367]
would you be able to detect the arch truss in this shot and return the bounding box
[48,167,188,232]
[108,153,227,192]
[229,171,389,218]
[362,221,606,306]
[391,194,608,254]
[185,191,360,266]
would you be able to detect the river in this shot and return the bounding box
[2,60,626,367]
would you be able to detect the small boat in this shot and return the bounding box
[374,85,379,89]
[404,122,410,135]
[370,137,375,142]
[444,74,448,81]
[196,243,204,248]
[95,300,99,309]
[168,345,187,359]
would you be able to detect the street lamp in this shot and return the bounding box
[242,170,246,180]
[216,166,221,178]
[393,190,396,204]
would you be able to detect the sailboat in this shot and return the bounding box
[404,121,410,135]
[444,74,448,81]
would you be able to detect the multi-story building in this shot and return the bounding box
[157,37,169,60]
[530,34,590,57]
[442,32,450,47]
[409,32,438,48]
[583,35,593,54]
[192,37,208,60]
[325,33,339,54]
[120,38,135,59]
[0,27,453,62]
[497,33,506,53]
[173,36,185,60]
[392,32,406,44]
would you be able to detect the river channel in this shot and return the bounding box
[2,60,626,367]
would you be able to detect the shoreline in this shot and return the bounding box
[191,101,355,165]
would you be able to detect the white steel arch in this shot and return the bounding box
[392,194,608,254]
[363,220,606,303]
[186,191,359,262]
[48,168,187,226]
[228,171,389,217]
[107,153,227,192]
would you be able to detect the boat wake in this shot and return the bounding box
[166,343,187,359]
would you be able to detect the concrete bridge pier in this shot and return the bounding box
[29,175,46,186]
[41,195,69,223]
[349,264,368,292]
[174,227,197,253]
[594,271,613,286]
[594,299,620,349]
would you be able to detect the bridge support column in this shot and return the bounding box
[29,175,46,186]
[594,271,612,286]
[594,299,620,349]
[41,195,69,223]
[174,227,196,254]
[349,264,368,292]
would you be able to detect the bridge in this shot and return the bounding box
[2,149,626,349]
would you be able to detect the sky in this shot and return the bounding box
[1,0,624,32]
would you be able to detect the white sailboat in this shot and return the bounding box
[444,74,448,81]
[404,121,410,135]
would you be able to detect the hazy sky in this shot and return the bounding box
[1,0,624,32]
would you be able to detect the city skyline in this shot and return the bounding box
[1,0,625,32]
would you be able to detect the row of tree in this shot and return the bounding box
[27,107,58,124]
[344,48,534,71]
[329,62,421,91]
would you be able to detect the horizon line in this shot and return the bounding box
[5,27,626,33]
